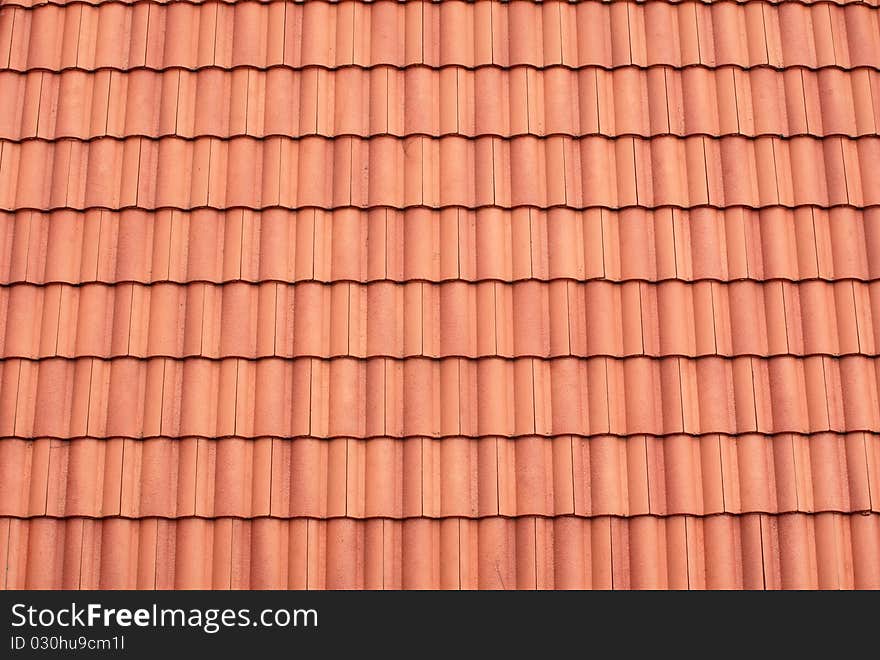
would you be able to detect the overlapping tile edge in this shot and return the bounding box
[2,0,880,589]
[3,0,880,7]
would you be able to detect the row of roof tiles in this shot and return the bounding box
[2,433,877,518]
[2,280,880,359]
[4,0,880,6]
[3,208,879,285]
[1,355,879,438]
[2,136,880,210]
[3,66,880,140]
[3,514,878,589]
[3,1,880,71]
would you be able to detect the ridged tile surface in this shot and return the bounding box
[2,514,879,589]
[1,0,879,589]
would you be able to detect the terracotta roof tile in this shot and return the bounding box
[2,0,879,589]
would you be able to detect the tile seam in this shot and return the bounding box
[5,276,880,288]
[7,63,880,76]
[117,438,125,517]
[151,517,158,589]
[73,3,83,69]
[2,506,11,588]
[3,7,14,69]
[850,281,862,354]
[759,513,768,588]
[5,203,880,213]
[684,516,691,588]
[863,434,874,511]
[0,512,853,521]
[33,72,44,137]
[2,431,878,441]
[2,430,877,442]
[4,130,880,142]
[7,348,859,362]
[8,132,877,145]
[92,210,104,285]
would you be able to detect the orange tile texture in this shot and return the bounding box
[1,0,880,590]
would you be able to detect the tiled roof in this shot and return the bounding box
[1,0,879,590]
